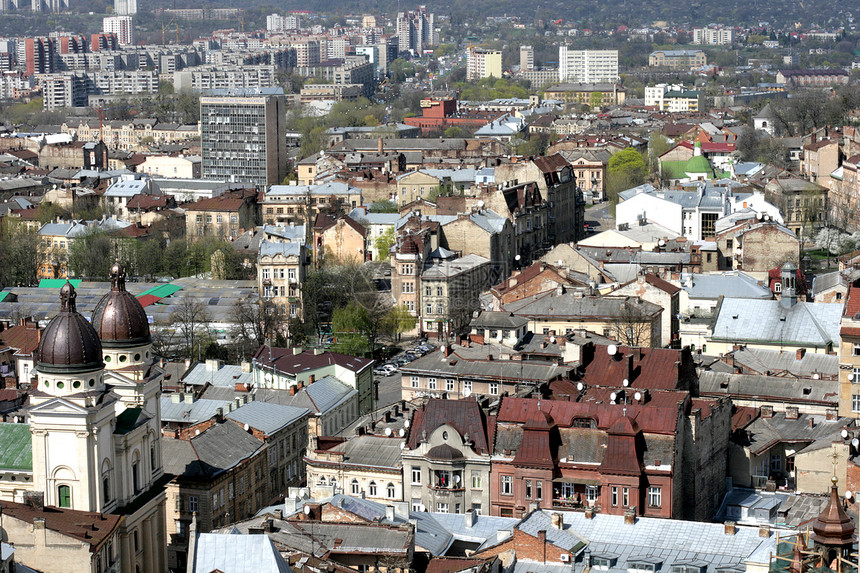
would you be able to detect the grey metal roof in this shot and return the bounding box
[266,181,353,198]
[727,347,838,377]
[264,224,306,243]
[104,179,149,197]
[162,421,263,479]
[252,376,357,415]
[325,435,404,469]
[710,299,842,348]
[516,510,776,573]
[192,533,291,573]
[181,362,254,388]
[741,411,851,456]
[260,240,304,258]
[681,272,773,301]
[470,311,529,330]
[400,348,571,383]
[503,290,662,320]
[225,401,310,436]
[422,254,489,279]
[698,371,837,406]
[159,396,232,424]
[713,487,829,529]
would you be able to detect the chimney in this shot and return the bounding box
[538,530,547,563]
[293,347,303,355]
[760,405,773,418]
[584,507,595,519]
[386,505,395,521]
[289,386,296,396]
[309,375,315,384]
[25,491,45,511]
[378,137,384,154]
[796,348,806,360]
[464,509,477,528]
[273,509,283,519]
[624,508,636,525]
[551,512,563,530]
[785,406,799,420]
[809,417,815,429]
[264,518,275,532]
[724,521,737,535]
[171,393,181,403]
[759,525,771,538]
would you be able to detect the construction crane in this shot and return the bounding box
[161,15,179,45]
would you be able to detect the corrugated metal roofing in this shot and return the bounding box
[226,401,310,435]
[193,533,291,573]
[39,279,82,288]
[137,283,183,298]
[136,294,161,307]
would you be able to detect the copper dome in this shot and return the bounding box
[91,262,151,348]
[812,479,856,547]
[37,282,104,374]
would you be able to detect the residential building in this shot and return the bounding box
[558,48,618,83]
[557,148,609,202]
[420,253,492,338]
[541,83,626,106]
[138,154,202,179]
[258,240,310,321]
[520,45,534,71]
[467,48,503,81]
[402,399,494,516]
[396,6,436,54]
[103,16,134,46]
[263,182,363,227]
[692,27,734,45]
[610,273,681,348]
[114,0,136,15]
[312,213,367,265]
[839,286,860,418]
[200,87,288,187]
[0,498,123,573]
[776,69,849,87]
[648,49,707,70]
[644,84,702,112]
[251,346,374,415]
[801,138,842,186]
[715,219,800,276]
[764,175,828,237]
[184,188,260,241]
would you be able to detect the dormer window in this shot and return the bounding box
[628,559,662,573]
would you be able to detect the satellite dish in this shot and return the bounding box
[463,388,471,397]
[610,392,618,401]
[847,491,854,500]
[622,378,629,387]
[515,254,521,261]
[453,475,461,483]
[399,428,405,437]
[842,429,850,439]
[400,441,406,449]
[813,373,820,380]
[576,382,584,391]
[304,505,311,515]
[550,336,556,344]
[658,239,666,246]
[477,200,484,208]
[607,344,617,356]
[634,391,642,401]
[853,438,859,448]
[385,427,393,436]
[404,420,410,428]
[244,424,250,431]
[419,503,426,512]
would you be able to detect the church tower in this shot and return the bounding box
[28,278,168,573]
[811,476,856,566]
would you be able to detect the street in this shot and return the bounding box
[584,202,615,235]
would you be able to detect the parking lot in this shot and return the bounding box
[373,341,436,408]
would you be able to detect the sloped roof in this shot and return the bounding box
[407,399,490,454]
[0,423,32,471]
[193,532,291,573]
[1,500,122,550]
[711,299,842,348]
[226,401,310,436]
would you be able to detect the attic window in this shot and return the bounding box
[572,417,596,428]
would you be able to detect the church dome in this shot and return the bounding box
[92,262,151,348]
[37,282,104,374]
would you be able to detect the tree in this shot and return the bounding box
[170,296,211,359]
[373,227,396,261]
[231,297,285,359]
[815,227,850,268]
[370,201,398,213]
[647,132,672,174]
[381,305,417,344]
[0,225,39,288]
[67,231,113,280]
[609,299,655,347]
[332,301,372,356]
[606,148,647,207]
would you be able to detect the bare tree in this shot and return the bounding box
[170,296,212,359]
[609,298,656,347]
[231,296,286,358]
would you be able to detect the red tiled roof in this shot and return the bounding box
[491,262,567,296]
[427,558,495,573]
[1,500,123,551]
[532,153,569,173]
[10,207,41,219]
[186,189,255,213]
[109,224,151,238]
[731,406,759,431]
[645,273,681,295]
[0,322,40,355]
[578,345,693,390]
[512,410,556,468]
[136,294,161,307]
[701,142,736,153]
[406,399,490,454]
[845,286,860,318]
[127,193,170,211]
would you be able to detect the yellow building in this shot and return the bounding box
[467,47,503,80]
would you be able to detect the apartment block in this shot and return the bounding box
[558,48,618,83]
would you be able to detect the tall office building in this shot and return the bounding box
[396,5,436,54]
[103,16,134,46]
[520,45,534,71]
[114,0,136,16]
[201,87,287,188]
[558,47,619,83]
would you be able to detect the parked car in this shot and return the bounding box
[374,367,391,377]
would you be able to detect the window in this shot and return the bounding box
[412,499,422,511]
[463,381,472,394]
[425,286,431,296]
[426,304,432,315]
[351,479,360,494]
[622,487,629,507]
[489,382,499,395]
[369,481,377,496]
[436,502,449,513]
[412,467,422,484]
[726,239,733,249]
[592,558,613,570]
[212,491,218,509]
[428,378,437,390]
[774,282,782,293]
[189,496,198,512]
[436,304,444,314]
[536,480,543,500]
[411,376,419,388]
[216,215,223,223]
[228,483,234,500]
[648,487,661,508]
[526,479,532,499]
[472,503,482,515]
[586,485,598,502]
[471,472,482,488]
[446,379,455,392]
[611,486,618,506]
[629,563,656,573]
[436,286,443,296]
[770,453,782,472]
[132,460,140,493]
[387,483,396,498]
[853,367,860,383]
[501,475,513,495]
[58,484,71,508]
[854,344,860,357]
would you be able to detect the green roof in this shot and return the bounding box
[39,279,82,288]
[685,154,714,175]
[115,407,143,435]
[136,283,183,299]
[661,160,691,180]
[0,292,10,303]
[0,423,33,471]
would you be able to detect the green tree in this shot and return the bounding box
[373,227,396,260]
[0,225,39,288]
[332,301,373,356]
[606,148,648,207]
[67,231,114,280]
[381,305,417,343]
[370,200,398,213]
[647,132,673,174]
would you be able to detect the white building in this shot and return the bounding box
[558,47,618,83]
[692,27,734,45]
[644,84,701,112]
[138,154,202,179]
[103,15,134,46]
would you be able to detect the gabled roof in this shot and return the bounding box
[226,401,310,436]
[193,532,291,573]
[253,346,373,374]
[1,500,123,551]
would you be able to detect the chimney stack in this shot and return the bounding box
[724,521,737,535]
[624,508,636,525]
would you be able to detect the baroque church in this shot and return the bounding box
[3,263,167,573]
